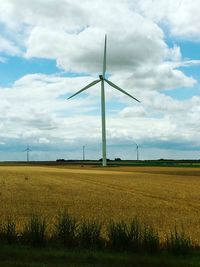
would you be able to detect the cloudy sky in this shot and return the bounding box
[0,0,200,161]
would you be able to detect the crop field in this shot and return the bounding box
[0,164,200,244]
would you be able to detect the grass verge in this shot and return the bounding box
[0,245,200,267]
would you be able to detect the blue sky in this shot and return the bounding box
[0,0,200,161]
[165,40,200,99]
[0,58,59,86]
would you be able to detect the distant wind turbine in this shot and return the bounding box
[24,144,31,162]
[134,142,139,161]
[68,35,140,166]
[82,145,85,161]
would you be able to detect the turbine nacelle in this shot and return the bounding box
[99,75,104,80]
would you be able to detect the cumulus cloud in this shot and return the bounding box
[131,0,200,40]
[0,0,188,70]
[119,106,147,118]
[0,0,199,75]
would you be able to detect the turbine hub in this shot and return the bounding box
[99,75,103,80]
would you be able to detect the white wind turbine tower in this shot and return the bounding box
[24,144,31,162]
[68,35,140,167]
[82,145,85,161]
[134,142,139,161]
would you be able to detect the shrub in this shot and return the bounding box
[21,214,46,246]
[54,210,77,247]
[78,220,102,249]
[166,226,192,255]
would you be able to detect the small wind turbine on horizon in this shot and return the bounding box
[134,142,139,161]
[82,145,85,161]
[68,35,140,167]
[24,144,31,162]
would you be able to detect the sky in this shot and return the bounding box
[0,0,200,161]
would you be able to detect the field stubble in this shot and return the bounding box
[0,165,199,244]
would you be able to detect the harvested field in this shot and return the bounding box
[0,165,200,243]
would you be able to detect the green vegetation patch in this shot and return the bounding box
[0,245,200,267]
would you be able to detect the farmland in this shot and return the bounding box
[0,164,200,244]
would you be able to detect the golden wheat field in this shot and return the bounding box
[0,164,200,243]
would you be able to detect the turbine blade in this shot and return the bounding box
[67,79,101,100]
[103,34,107,77]
[104,78,140,103]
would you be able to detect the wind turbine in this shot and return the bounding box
[82,145,85,161]
[24,144,31,162]
[134,142,139,161]
[68,35,140,166]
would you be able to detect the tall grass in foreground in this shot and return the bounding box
[107,218,159,252]
[166,226,192,255]
[53,210,77,247]
[0,217,17,244]
[77,220,102,249]
[107,221,132,251]
[142,224,159,253]
[21,214,46,246]
[0,211,194,254]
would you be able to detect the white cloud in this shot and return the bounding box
[167,45,182,62]
[0,35,19,55]
[108,62,195,98]
[38,137,50,144]
[131,0,200,40]
[0,142,5,145]
[24,23,166,74]
[119,106,147,118]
